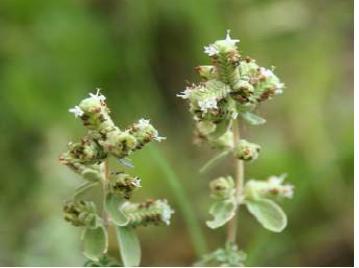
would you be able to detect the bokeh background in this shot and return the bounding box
[0,0,353,266]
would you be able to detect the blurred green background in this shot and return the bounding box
[0,0,353,266]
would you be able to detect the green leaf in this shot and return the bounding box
[245,198,287,232]
[82,169,103,182]
[82,225,108,261]
[73,182,99,199]
[116,226,141,267]
[206,199,237,229]
[105,193,129,226]
[241,112,266,125]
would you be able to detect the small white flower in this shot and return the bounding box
[204,45,219,56]
[137,118,150,130]
[224,29,240,46]
[89,88,106,102]
[69,106,84,118]
[259,67,274,78]
[158,201,174,225]
[131,178,142,188]
[154,136,166,142]
[282,185,294,199]
[176,87,192,99]
[198,97,218,113]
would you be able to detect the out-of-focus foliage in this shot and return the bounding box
[0,0,353,266]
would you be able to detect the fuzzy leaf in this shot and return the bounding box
[206,199,237,229]
[73,182,99,199]
[116,226,141,267]
[105,193,129,226]
[245,198,287,232]
[82,225,108,261]
[241,112,266,125]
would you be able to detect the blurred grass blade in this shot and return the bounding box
[148,145,208,256]
[116,226,141,267]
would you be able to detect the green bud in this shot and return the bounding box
[195,65,218,80]
[60,137,106,165]
[63,200,101,228]
[71,90,115,132]
[196,121,217,136]
[100,128,137,159]
[108,172,141,199]
[129,119,165,148]
[233,139,260,161]
[209,176,235,200]
[122,199,174,227]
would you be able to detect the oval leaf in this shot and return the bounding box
[116,226,141,267]
[105,194,129,226]
[245,198,287,232]
[206,200,237,229]
[241,112,266,125]
[82,225,108,261]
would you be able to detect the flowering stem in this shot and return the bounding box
[227,119,244,243]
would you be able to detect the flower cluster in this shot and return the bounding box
[63,200,101,228]
[195,242,247,267]
[59,90,173,264]
[178,30,284,147]
[233,139,261,161]
[121,199,174,227]
[107,171,141,199]
[209,176,236,200]
[244,174,294,200]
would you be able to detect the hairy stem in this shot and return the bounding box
[103,160,110,227]
[226,119,244,243]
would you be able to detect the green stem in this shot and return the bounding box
[226,119,244,243]
[148,145,208,256]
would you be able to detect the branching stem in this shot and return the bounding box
[226,119,244,243]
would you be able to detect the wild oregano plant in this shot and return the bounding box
[177,31,294,266]
[59,89,174,266]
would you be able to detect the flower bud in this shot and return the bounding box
[99,128,137,159]
[108,172,141,199]
[129,119,165,148]
[71,90,115,132]
[209,30,240,55]
[210,176,235,200]
[230,80,255,104]
[122,199,174,227]
[60,137,106,165]
[195,65,218,80]
[196,121,217,136]
[63,200,100,228]
[244,175,294,200]
[233,139,260,161]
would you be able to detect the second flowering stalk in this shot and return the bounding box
[178,31,294,266]
[60,90,173,266]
